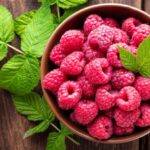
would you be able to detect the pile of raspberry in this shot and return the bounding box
[43,15,150,140]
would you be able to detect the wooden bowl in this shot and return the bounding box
[41,3,150,144]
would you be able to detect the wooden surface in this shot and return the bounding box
[0,0,150,150]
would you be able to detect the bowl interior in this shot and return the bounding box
[41,4,150,144]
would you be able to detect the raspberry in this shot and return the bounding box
[122,17,141,37]
[87,116,113,140]
[134,77,150,101]
[114,124,134,136]
[74,100,98,125]
[58,81,82,110]
[84,14,104,35]
[114,108,140,127]
[60,30,84,54]
[98,83,112,91]
[96,87,119,110]
[111,69,135,90]
[136,104,150,127]
[43,69,66,94]
[84,58,112,85]
[113,28,129,44]
[60,51,86,75]
[77,74,96,99]
[132,24,150,46]
[50,44,65,66]
[82,42,104,62]
[117,86,141,111]
[107,43,133,68]
[104,17,119,28]
[88,25,114,52]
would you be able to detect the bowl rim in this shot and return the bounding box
[41,3,150,144]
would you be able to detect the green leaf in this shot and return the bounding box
[0,5,14,42]
[0,55,40,95]
[21,4,58,57]
[61,124,73,136]
[0,43,7,61]
[136,36,150,77]
[24,119,51,138]
[119,46,137,71]
[15,11,36,37]
[38,0,56,5]
[12,92,55,121]
[46,132,66,150]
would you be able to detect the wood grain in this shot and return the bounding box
[0,0,148,150]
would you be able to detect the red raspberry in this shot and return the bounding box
[114,108,140,127]
[104,17,119,28]
[98,83,112,91]
[74,100,98,125]
[136,104,150,127]
[132,24,150,46]
[50,44,65,66]
[88,25,114,52]
[84,58,112,85]
[114,124,134,136]
[84,14,104,35]
[87,116,113,140]
[58,81,82,110]
[60,51,86,75]
[82,42,104,62]
[107,43,133,68]
[113,28,129,44]
[43,69,66,94]
[96,87,119,110]
[134,77,150,101]
[122,17,141,37]
[60,30,84,54]
[111,69,135,90]
[77,74,96,99]
[117,86,141,111]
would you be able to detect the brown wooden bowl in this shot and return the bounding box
[41,3,150,144]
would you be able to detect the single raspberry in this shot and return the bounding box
[82,42,104,62]
[87,116,113,140]
[132,24,150,46]
[88,25,114,52]
[43,69,66,94]
[117,86,141,111]
[60,51,86,75]
[134,77,150,101]
[83,14,104,35]
[122,17,141,37]
[98,84,112,91]
[104,17,119,28]
[107,43,133,68]
[114,124,134,136]
[77,74,96,99]
[136,104,150,127]
[84,58,112,85]
[96,87,119,110]
[111,69,135,90]
[114,108,140,127]
[113,28,129,44]
[57,81,82,110]
[60,30,84,54]
[50,44,65,66]
[74,100,98,125]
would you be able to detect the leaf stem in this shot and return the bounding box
[56,2,60,22]
[0,40,23,54]
[50,122,80,146]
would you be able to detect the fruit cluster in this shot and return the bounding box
[43,15,150,140]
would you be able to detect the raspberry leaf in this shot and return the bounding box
[0,55,40,95]
[21,5,58,57]
[15,11,36,37]
[12,92,54,121]
[119,46,137,72]
[24,119,51,138]
[61,123,73,136]
[0,5,14,60]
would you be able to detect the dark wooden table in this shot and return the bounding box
[0,0,150,150]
